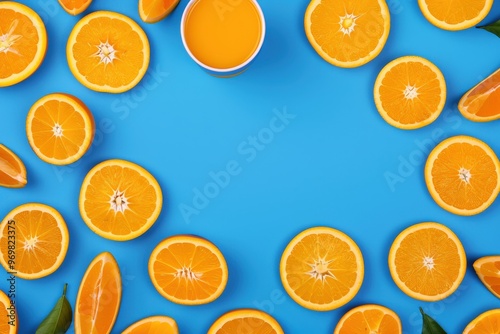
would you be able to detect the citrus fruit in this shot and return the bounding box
[139,0,180,23]
[0,290,16,334]
[148,235,228,305]
[26,93,95,166]
[473,256,500,299]
[75,252,121,334]
[374,56,446,129]
[207,309,284,334]
[418,0,493,31]
[463,309,500,333]
[0,2,47,87]
[388,222,466,301]
[280,226,364,311]
[79,159,162,241]
[0,203,69,279]
[67,11,150,93]
[458,68,500,122]
[334,304,402,334]
[425,135,500,216]
[122,316,178,334]
[304,0,390,68]
[0,144,27,188]
[58,0,93,15]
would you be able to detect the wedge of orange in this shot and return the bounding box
[0,203,69,279]
[463,309,500,333]
[122,315,178,334]
[139,0,180,23]
[148,235,228,305]
[79,159,162,241]
[388,222,466,301]
[280,226,364,311]
[58,0,92,15]
[425,135,500,216]
[0,2,47,87]
[418,0,493,31]
[67,11,150,93]
[334,304,402,334]
[459,68,500,122]
[75,252,121,334]
[208,309,284,334]
[0,144,27,188]
[374,56,446,129]
[304,0,390,68]
[473,256,500,299]
[26,93,95,166]
[0,290,16,334]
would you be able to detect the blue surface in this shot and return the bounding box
[1,0,500,333]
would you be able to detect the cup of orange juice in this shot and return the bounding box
[181,0,266,77]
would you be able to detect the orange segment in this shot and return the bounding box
[0,203,69,279]
[26,93,95,166]
[67,11,150,93]
[148,235,228,305]
[280,226,364,311]
[0,290,16,334]
[75,252,121,334]
[463,309,500,333]
[122,315,178,334]
[459,68,500,122]
[388,222,466,301]
[304,0,390,68]
[334,304,402,334]
[79,159,162,241]
[473,256,500,299]
[207,309,284,334]
[58,0,93,15]
[139,0,180,23]
[425,135,500,216]
[0,144,27,188]
[374,56,446,130]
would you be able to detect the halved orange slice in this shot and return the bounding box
[425,135,500,216]
[334,304,402,334]
[139,0,180,23]
[463,309,500,333]
[0,2,47,87]
[207,309,284,334]
[148,235,228,305]
[0,290,16,334]
[0,144,27,188]
[122,315,178,334]
[473,256,500,299]
[459,68,500,122]
[58,0,93,15]
[0,203,69,279]
[280,226,364,311]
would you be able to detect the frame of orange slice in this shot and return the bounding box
[425,135,500,216]
[334,304,402,334]
[459,68,500,122]
[148,235,228,305]
[388,222,466,301]
[280,226,364,311]
[207,309,284,334]
[122,315,178,334]
[463,309,500,333]
[473,256,500,299]
[304,0,390,68]
[0,203,69,279]
[139,0,180,23]
[0,290,16,334]
[26,93,95,166]
[58,0,93,15]
[79,159,162,241]
[67,11,150,93]
[374,56,446,130]
[0,144,27,188]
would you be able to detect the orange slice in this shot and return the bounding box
[0,144,27,188]
[425,135,500,216]
[58,0,93,15]
[304,0,390,68]
[75,252,121,334]
[374,56,446,130]
[139,0,180,23]
[67,11,150,93]
[418,0,493,31]
[0,203,69,279]
[463,309,500,333]
[0,290,16,334]
[148,235,228,305]
[334,304,402,334]
[79,159,162,241]
[0,2,47,87]
[122,315,178,334]
[388,222,466,301]
[459,68,500,122]
[280,226,364,311]
[26,93,95,166]
[473,256,500,299]
[207,309,284,334]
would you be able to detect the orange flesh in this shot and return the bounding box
[475,258,500,297]
[423,0,489,25]
[461,69,500,118]
[124,319,177,334]
[465,310,500,333]
[0,291,15,334]
[58,0,92,14]
[215,317,276,333]
[140,0,179,22]
[337,309,400,334]
[0,145,26,187]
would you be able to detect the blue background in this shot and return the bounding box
[1,0,500,333]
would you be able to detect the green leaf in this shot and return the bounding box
[477,20,500,38]
[36,284,73,334]
[420,307,447,334]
